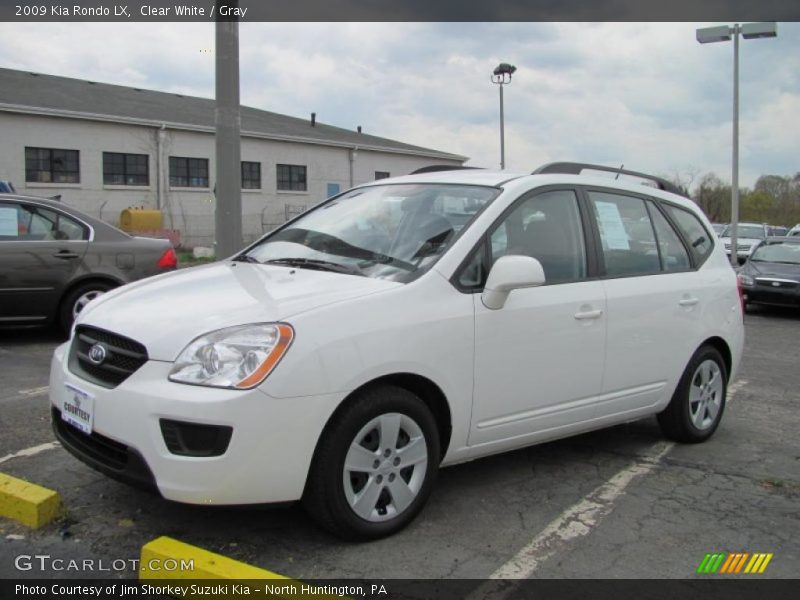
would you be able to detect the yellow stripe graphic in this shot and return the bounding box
[744,554,760,573]
[758,553,773,574]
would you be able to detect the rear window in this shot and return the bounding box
[663,205,713,264]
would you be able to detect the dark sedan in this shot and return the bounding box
[0,194,177,331]
[738,237,800,310]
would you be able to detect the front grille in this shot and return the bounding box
[53,407,128,470]
[756,279,798,290]
[68,326,148,388]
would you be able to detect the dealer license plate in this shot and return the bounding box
[62,383,94,435]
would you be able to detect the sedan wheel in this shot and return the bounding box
[60,282,114,333]
[72,289,106,321]
[303,385,440,540]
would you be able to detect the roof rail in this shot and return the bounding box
[411,165,482,175]
[532,162,687,197]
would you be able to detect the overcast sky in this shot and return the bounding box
[0,22,797,188]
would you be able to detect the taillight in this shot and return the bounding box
[157,247,178,269]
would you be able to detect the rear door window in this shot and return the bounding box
[588,191,661,277]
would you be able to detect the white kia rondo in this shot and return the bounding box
[50,163,744,540]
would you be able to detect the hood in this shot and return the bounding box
[77,261,401,360]
[745,260,800,280]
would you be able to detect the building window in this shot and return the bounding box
[103,152,149,186]
[25,147,80,184]
[169,156,209,188]
[241,161,261,189]
[375,171,391,180]
[277,164,307,192]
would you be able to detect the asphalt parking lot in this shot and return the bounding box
[1,307,798,582]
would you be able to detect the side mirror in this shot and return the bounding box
[481,255,546,310]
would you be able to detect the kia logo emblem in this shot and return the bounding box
[88,343,108,365]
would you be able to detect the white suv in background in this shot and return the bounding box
[720,222,769,262]
[50,162,744,540]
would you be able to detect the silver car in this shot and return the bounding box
[0,194,176,332]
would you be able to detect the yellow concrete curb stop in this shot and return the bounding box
[140,536,347,599]
[0,472,62,528]
[140,535,289,581]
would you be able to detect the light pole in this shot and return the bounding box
[696,22,777,267]
[491,62,516,170]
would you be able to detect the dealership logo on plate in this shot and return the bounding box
[88,343,108,365]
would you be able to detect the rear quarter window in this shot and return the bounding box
[663,204,714,265]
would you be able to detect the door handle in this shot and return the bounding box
[53,251,79,259]
[574,309,603,320]
[679,297,699,307]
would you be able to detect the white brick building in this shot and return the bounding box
[0,68,467,247]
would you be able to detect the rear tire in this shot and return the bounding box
[60,282,113,334]
[658,345,727,443]
[303,385,440,541]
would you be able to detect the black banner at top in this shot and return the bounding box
[0,0,798,22]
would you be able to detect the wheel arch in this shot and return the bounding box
[57,275,123,320]
[699,336,732,382]
[318,372,453,463]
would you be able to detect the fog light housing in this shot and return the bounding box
[160,419,233,457]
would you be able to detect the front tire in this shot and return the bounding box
[303,385,440,541]
[658,345,727,443]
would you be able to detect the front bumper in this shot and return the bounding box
[49,341,343,505]
[724,245,755,260]
[742,282,800,308]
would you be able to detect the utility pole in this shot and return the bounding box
[214,0,242,258]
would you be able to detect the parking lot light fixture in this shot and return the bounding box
[491,62,517,170]
[696,22,777,267]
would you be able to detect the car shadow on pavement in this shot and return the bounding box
[0,325,66,346]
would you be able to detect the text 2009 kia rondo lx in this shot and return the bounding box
[50,163,744,540]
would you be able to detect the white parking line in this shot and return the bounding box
[0,442,60,466]
[469,381,748,597]
[484,441,674,586]
[18,386,50,398]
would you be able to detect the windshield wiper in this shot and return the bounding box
[270,228,416,272]
[358,253,417,272]
[231,255,262,264]
[264,258,364,276]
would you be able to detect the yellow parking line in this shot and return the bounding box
[0,472,62,528]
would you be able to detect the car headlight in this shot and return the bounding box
[737,273,754,287]
[168,323,294,389]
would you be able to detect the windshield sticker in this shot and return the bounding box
[594,201,630,250]
[0,207,18,237]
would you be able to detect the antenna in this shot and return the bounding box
[614,164,625,180]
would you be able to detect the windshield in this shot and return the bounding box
[244,183,499,282]
[750,242,800,265]
[721,224,765,239]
